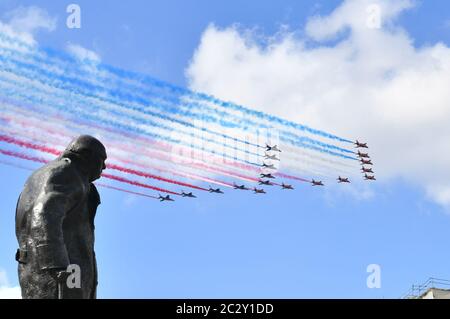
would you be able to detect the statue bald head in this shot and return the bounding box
[66,135,107,160]
[62,135,107,182]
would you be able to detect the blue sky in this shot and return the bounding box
[1,0,450,298]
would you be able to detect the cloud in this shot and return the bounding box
[66,43,101,63]
[305,0,414,41]
[0,6,56,47]
[186,0,450,209]
[0,269,21,299]
[66,43,102,75]
[3,6,57,35]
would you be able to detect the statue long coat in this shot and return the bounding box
[15,157,100,299]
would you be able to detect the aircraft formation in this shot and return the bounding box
[157,142,376,202]
[355,140,376,181]
[0,33,380,205]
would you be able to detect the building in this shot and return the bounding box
[402,278,450,299]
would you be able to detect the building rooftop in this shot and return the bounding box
[401,278,450,299]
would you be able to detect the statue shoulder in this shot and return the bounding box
[37,158,86,197]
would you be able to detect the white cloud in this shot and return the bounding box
[0,5,56,47]
[305,0,414,41]
[3,6,57,35]
[66,43,101,63]
[186,0,450,209]
[0,269,21,299]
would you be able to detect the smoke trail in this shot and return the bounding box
[110,148,235,188]
[0,134,61,155]
[275,172,310,183]
[280,160,342,180]
[282,144,357,170]
[0,32,355,154]
[183,98,355,153]
[2,101,317,185]
[0,146,180,195]
[1,109,251,183]
[106,163,209,191]
[95,54,354,143]
[101,173,179,195]
[0,158,161,200]
[0,51,263,158]
[189,161,259,183]
[0,44,350,163]
[95,183,159,200]
[0,34,358,156]
[0,148,48,163]
[1,101,261,183]
[0,76,261,166]
[0,133,218,191]
[2,111,236,188]
[0,41,262,150]
[0,49,334,185]
[2,114,319,189]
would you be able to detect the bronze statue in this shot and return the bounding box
[15,135,107,299]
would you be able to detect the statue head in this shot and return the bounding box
[62,135,107,182]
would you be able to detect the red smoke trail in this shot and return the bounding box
[0,158,159,200]
[115,155,234,188]
[62,110,263,174]
[0,134,61,155]
[3,98,263,179]
[1,115,71,142]
[3,105,263,180]
[106,163,208,191]
[275,172,310,183]
[109,139,248,184]
[0,148,48,163]
[0,147,179,195]
[3,111,257,184]
[3,102,314,185]
[1,120,234,188]
[192,161,259,183]
[101,173,179,195]
[107,137,260,183]
[0,133,204,191]
[3,117,312,185]
[95,183,159,200]
[132,144,258,183]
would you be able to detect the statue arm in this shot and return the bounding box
[30,181,81,271]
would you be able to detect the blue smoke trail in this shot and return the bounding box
[0,78,262,167]
[0,32,355,156]
[0,34,354,155]
[0,55,263,160]
[96,61,355,144]
[1,71,355,168]
[0,63,356,163]
[1,45,352,157]
[0,37,260,149]
[0,32,354,146]
[0,50,356,161]
[90,58,354,143]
